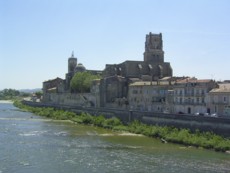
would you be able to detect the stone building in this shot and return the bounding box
[99,75,128,108]
[173,78,217,114]
[42,77,64,102]
[43,77,64,94]
[103,33,172,80]
[100,32,173,108]
[206,83,230,116]
[128,77,175,112]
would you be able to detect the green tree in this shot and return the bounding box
[35,91,43,99]
[0,88,20,100]
[70,72,100,93]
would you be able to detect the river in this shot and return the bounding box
[0,101,230,173]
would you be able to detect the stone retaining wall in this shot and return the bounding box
[22,101,230,137]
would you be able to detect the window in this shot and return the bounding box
[160,90,164,95]
[202,98,205,103]
[191,88,194,95]
[132,90,138,94]
[224,96,227,103]
[201,90,205,95]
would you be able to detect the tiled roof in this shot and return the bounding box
[210,83,230,93]
[176,78,212,84]
[129,80,171,86]
[129,81,154,86]
[43,77,63,83]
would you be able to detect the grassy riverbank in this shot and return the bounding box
[14,100,230,152]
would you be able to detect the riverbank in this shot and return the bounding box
[0,100,13,103]
[13,100,230,152]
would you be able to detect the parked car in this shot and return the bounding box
[204,113,210,116]
[194,112,204,116]
[194,112,199,116]
[211,113,218,118]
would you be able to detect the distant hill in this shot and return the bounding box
[19,88,42,93]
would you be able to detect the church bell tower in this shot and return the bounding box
[68,51,77,74]
[144,32,164,63]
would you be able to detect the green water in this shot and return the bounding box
[0,101,230,173]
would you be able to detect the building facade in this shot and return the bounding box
[173,78,217,114]
[206,83,230,116]
[128,77,175,112]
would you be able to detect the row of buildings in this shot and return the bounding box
[128,77,230,116]
[42,32,230,116]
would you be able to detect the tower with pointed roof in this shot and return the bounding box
[65,51,77,91]
[68,51,77,74]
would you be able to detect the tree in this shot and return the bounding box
[35,91,43,99]
[70,72,100,93]
[0,88,20,100]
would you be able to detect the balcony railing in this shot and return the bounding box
[173,102,206,106]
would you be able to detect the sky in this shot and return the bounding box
[0,0,230,90]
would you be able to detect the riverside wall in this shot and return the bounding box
[22,100,230,137]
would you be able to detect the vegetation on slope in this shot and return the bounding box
[14,100,230,152]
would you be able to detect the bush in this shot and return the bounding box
[103,117,122,127]
[112,125,128,131]
[80,112,94,124]
[93,115,105,127]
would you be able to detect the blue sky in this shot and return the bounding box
[0,0,230,90]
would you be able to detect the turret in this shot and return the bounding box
[68,51,77,74]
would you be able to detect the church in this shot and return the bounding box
[99,32,173,107]
[103,32,172,79]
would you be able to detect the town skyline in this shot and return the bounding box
[1,0,230,90]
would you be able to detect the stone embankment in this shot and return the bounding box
[22,100,230,138]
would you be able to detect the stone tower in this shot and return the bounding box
[144,32,164,63]
[68,51,77,74]
[65,51,77,91]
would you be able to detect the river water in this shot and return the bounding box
[0,101,230,173]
